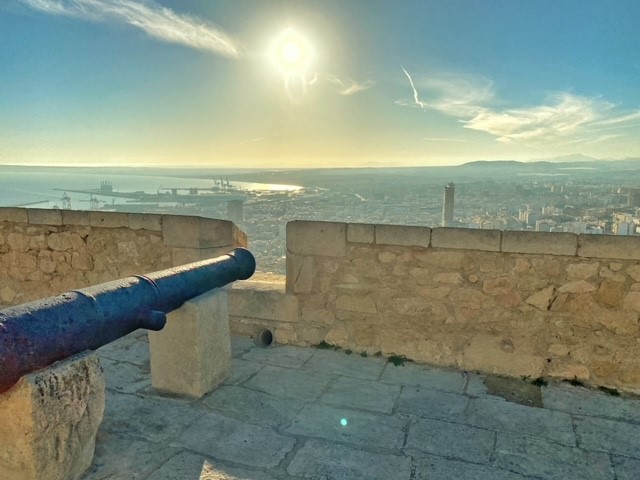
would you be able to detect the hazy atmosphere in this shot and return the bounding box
[2,0,639,167]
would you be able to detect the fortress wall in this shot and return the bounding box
[0,208,247,307]
[285,220,640,393]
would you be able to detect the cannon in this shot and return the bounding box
[0,247,255,394]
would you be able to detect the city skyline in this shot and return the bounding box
[1,0,639,168]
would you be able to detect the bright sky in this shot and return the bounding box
[1,0,639,167]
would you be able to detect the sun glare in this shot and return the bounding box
[269,28,313,76]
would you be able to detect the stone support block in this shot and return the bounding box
[375,224,430,248]
[502,231,577,256]
[149,288,231,398]
[287,221,346,257]
[0,352,105,480]
[0,207,28,223]
[347,223,375,244]
[432,227,501,252]
[27,208,63,226]
[578,234,640,260]
[127,213,163,231]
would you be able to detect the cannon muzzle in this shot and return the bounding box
[0,247,255,393]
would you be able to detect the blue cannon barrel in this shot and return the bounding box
[0,247,255,394]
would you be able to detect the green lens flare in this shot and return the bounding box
[340,418,348,426]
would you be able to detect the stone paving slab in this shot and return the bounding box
[397,386,468,421]
[99,357,151,394]
[83,433,179,479]
[381,362,466,393]
[203,385,304,428]
[245,365,333,401]
[230,337,255,357]
[320,376,401,414]
[146,452,282,480]
[612,455,640,480]
[176,411,296,468]
[405,417,495,464]
[413,455,529,480]
[241,345,315,368]
[466,397,576,446]
[495,432,614,480]
[287,439,412,480]
[101,391,203,444]
[574,416,640,458]
[97,333,150,366]
[223,358,264,386]
[285,404,406,450]
[543,384,640,422]
[302,349,386,380]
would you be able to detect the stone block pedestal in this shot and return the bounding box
[149,288,231,398]
[0,352,105,480]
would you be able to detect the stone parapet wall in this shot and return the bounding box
[283,221,640,393]
[0,208,247,307]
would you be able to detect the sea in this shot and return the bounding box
[0,166,301,208]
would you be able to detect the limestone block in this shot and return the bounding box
[558,280,596,293]
[228,287,298,323]
[375,224,430,248]
[127,213,163,231]
[502,231,577,256]
[434,272,464,285]
[431,227,501,252]
[525,286,556,311]
[162,215,236,249]
[149,288,231,397]
[0,207,28,223]
[287,220,347,257]
[171,247,230,266]
[335,294,377,313]
[566,262,599,280]
[27,208,63,226]
[626,264,640,282]
[61,210,91,226]
[89,211,129,228]
[7,232,29,252]
[623,292,640,312]
[578,234,640,260]
[461,335,545,378]
[199,217,235,248]
[0,352,105,480]
[595,279,624,307]
[286,254,314,294]
[545,359,590,381]
[347,223,375,244]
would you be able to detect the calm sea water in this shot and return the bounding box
[0,167,300,208]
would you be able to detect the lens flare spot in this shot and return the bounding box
[340,418,348,427]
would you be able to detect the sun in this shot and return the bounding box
[269,28,314,76]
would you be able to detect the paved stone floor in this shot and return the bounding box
[82,331,640,480]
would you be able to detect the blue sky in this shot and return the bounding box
[1,0,639,167]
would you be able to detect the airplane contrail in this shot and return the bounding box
[401,66,426,109]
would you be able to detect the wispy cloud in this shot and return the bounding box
[325,74,374,95]
[398,67,639,145]
[423,137,468,142]
[19,0,241,58]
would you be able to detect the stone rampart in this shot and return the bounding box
[0,208,247,307]
[282,221,640,393]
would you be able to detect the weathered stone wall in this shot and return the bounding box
[283,221,640,393]
[0,208,247,307]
